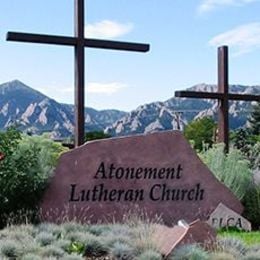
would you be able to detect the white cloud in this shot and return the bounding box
[209,23,260,56]
[88,82,126,94]
[85,20,133,39]
[198,0,259,13]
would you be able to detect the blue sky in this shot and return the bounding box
[1,0,260,111]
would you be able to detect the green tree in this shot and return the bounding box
[0,128,67,227]
[184,117,216,151]
[85,131,111,142]
[248,102,260,135]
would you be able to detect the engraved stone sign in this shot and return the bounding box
[207,203,251,231]
[40,131,243,225]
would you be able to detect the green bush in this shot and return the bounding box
[200,144,252,200]
[184,117,216,151]
[248,142,260,172]
[0,128,67,227]
[242,184,260,230]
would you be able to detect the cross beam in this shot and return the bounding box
[7,0,149,147]
[6,32,149,52]
[175,46,260,152]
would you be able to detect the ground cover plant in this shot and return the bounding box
[0,222,260,259]
[0,220,161,260]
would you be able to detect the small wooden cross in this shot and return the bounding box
[175,46,260,152]
[6,0,149,147]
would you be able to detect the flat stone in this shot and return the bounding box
[40,131,243,225]
[152,220,216,258]
[207,203,251,231]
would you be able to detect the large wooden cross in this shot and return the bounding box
[6,0,149,147]
[175,46,260,152]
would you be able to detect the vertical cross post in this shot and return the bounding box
[75,0,85,147]
[218,46,229,152]
[175,45,259,153]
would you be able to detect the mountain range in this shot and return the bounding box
[0,80,259,138]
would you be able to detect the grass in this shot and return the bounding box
[218,229,260,245]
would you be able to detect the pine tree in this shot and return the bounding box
[249,102,260,135]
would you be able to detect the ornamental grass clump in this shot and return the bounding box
[242,252,260,260]
[37,222,63,238]
[110,241,135,260]
[62,221,85,234]
[39,244,65,258]
[209,251,236,260]
[83,235,109,258]
[21,253,42,260]
[65,230,91,244]
[131,223,158,256]
[200,144,252,200]
[137,249,162,260]
[104,233,132,248]
[216,237,247,258]
[87,223,111,236]
[53,239,71,251]
[62,254,85,260]
[36,231,56,246]
[0,239,22,259]
[169,244,209,260]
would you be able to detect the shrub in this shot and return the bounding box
[169,244,209,260]
[248,142,260,171]
[0,129,67,227]
[200,144,252,200]
[242,184,260,230]
[184,117,216,151]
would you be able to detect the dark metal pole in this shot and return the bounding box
[75,0,85,146]
[218,46,229,152]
